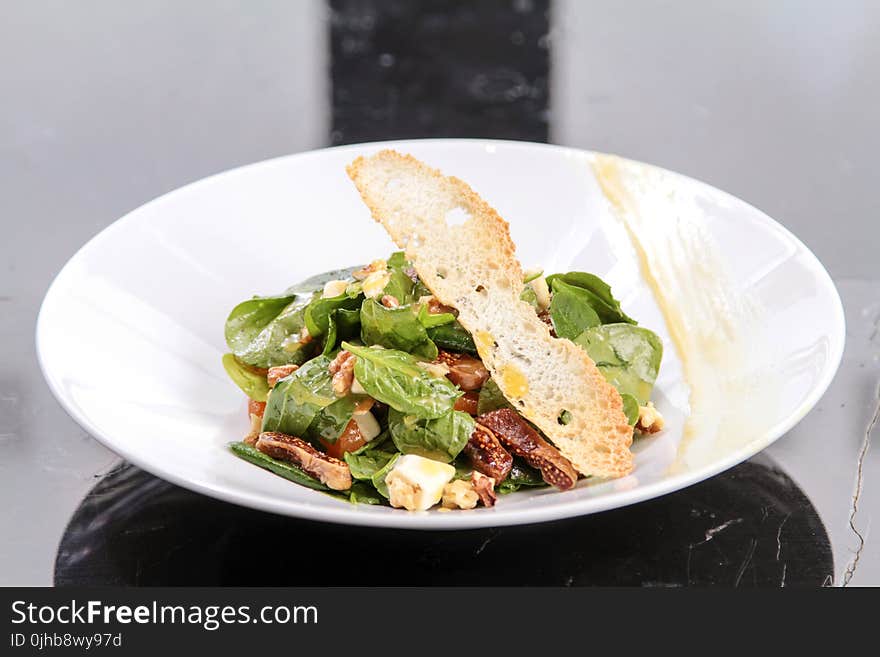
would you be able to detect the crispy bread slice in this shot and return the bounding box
[346,150,634,478]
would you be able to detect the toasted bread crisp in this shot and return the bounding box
[346,150,633,478]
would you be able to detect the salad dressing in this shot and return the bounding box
[592,155,778,473]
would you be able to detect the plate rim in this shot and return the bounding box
[35,138,847,529]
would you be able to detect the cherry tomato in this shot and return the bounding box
[321,419,367,460]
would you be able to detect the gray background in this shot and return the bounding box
[1,0,877,585]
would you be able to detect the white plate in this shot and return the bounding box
[36,139,845,529]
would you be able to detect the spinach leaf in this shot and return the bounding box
[546,271,635,325]
[477,377,512,415]
[426,321,477,355]
[573,323,663,405]
[383,268,416,305]
[350,429,390,454]
[496,461,546,494]
[451,458,475,481]
[382,251,416,303]
[387,251,408,269]
[388,251,434,301]
[307,395,359,445]
[388,408,473,463]
[621,393,640,426]
[224,293,314,368]
[305,292,362,338]
[371,453,401,499]
[335,307,361,336]
[221,353,270,402]
[321,307,362,357]
[345,481,385,505]
[261,355,336,436]
[412,279,433,300]
[342,342,461,419]
[321,312,338,358]
[233,441,385,503]
[360,299,438,359]
[417,303,455,328]
[229,441,327,491]
[548,278,601,340]
[344,447,398,481]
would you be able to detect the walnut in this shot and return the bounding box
[329,350,355,396]
[441,479,479,510]
[636,402,665,434]
[267,364,299,387]
[471,471,497,507]
[387,474,421,511]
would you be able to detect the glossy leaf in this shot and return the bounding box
[549,278,601,340]
[305,292,362,338]
[229,441,327,491]
[573,323,663,405]
[344,447,398,481]
[388,408,473,463]
[476,377,512,415]
[307,395,359,445]
[359,299,438,359]
[546,271,635,325]
[224,293,314,368]
[621,393,640,426]
[370,453,401,499]
[321,307,362,357]
[342,342,461,419]
[417,303,456,328]
[261,355,336,437]
[383,268,416,305]
[426,321,477,355]
[344,481,385,505]
[496,461,546,494]
[221,353,270,402]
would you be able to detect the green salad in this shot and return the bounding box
[222,253,663,512]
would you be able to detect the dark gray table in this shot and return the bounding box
[2,0,877,586]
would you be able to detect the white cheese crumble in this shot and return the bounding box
[386,454,455,511]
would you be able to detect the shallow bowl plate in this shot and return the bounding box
[37,140,845,528]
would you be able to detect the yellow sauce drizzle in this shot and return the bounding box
[592,154,775,473]
[500,363,529,398]
[474,330,494,355]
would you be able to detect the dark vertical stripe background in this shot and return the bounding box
[329,0,550,144]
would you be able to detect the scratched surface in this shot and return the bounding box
[55,457,831,586]
[1,1,877,585]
